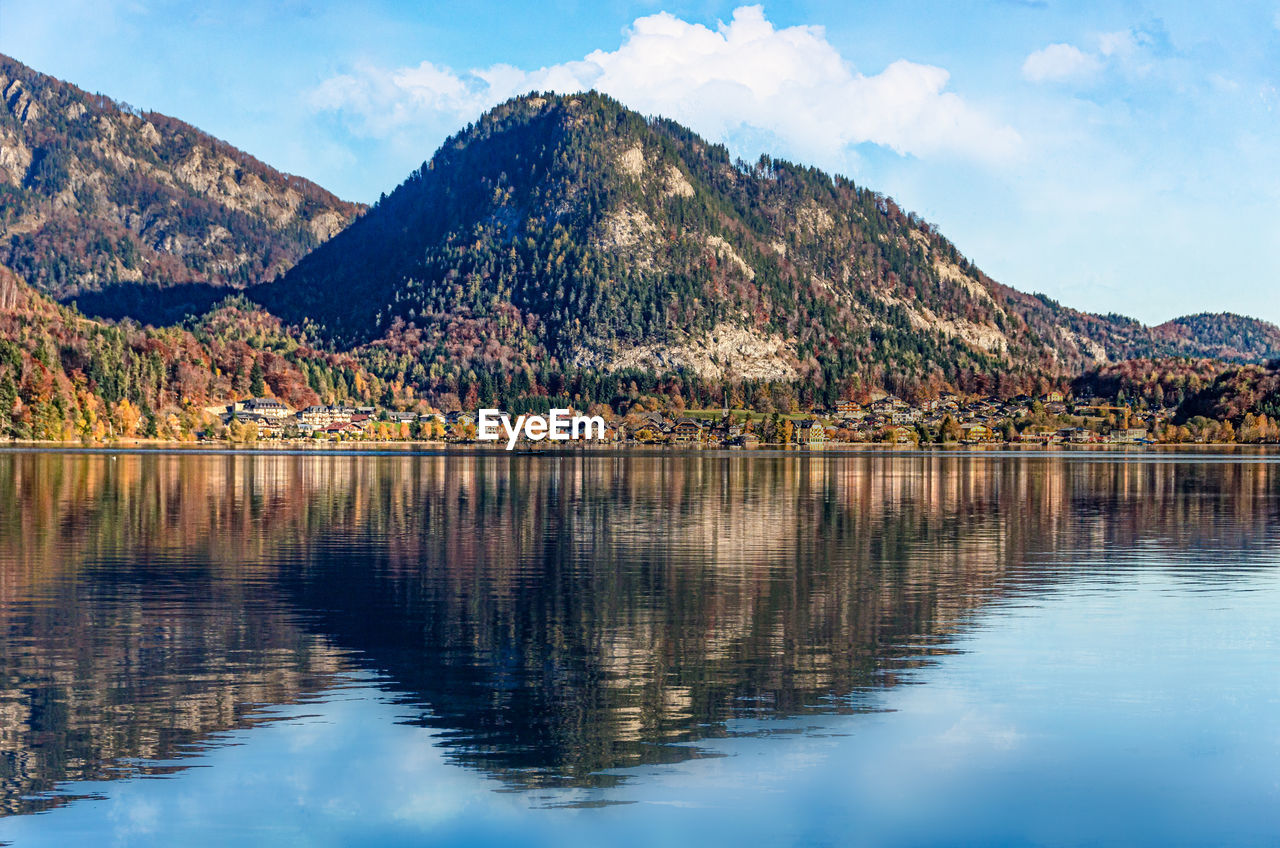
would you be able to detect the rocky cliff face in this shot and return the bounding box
[0,54,363,301]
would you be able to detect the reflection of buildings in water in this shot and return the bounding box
[0,452,1277,801]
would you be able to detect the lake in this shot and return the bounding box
[0,450,1277,846]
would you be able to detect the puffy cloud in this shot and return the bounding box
[312,5,1019,166]
[1021,43,1102,82]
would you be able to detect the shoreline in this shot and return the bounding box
[0,440,1274,458]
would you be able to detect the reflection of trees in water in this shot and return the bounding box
[0,453,348,814]
[0,452,1276,805]
[276,453,1280,787]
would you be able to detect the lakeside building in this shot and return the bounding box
[795,420,826,447]
[232,397,293,419]
[196,387,1195,447]
[672,418,704,444]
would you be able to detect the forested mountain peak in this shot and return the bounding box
[256,91,1280,401]
[0,53,363,303]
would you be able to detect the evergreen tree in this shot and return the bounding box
[249,361,266,397]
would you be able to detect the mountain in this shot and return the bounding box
[4,60,1277,410]
[255,92,1280,405]
[0,53,362,317]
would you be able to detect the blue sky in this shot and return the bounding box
[3,1,1279,324]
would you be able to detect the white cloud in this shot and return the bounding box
[1096,30,1138,59]
[1021,43,1102,82]
[312,5,1019,166]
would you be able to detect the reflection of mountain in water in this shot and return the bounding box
[0,452,1277,807]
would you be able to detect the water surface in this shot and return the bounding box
[0,451,1276,845]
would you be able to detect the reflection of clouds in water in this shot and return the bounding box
[935,707,1024,754]
[106,793,160,841]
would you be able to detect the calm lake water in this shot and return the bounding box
[0,450,1277,846]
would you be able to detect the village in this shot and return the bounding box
[208,389,1191,447]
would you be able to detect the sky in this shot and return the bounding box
[2,0,1279,325]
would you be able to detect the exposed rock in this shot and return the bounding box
[0,129,31,186]
[135,118,161,148]
[2,78,39,125]
[618,144,645,178]
[600,207,657,252]
[663,164,694,198]
[875,291,1010,355]
[1071,330,1109,363]
[706,235,754,280]
[795,200,834,235]
[935,256,1002,311]
[572,322,799,381]
[308,210,349,242]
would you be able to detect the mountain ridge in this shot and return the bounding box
[0,52,363,303]
[2,57,1279,409]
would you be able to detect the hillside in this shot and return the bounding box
[1151,313,1280,362]
[0,53,363,309]
[1176,363,1280,424]
[1071,357,1238,409]
[0,263,381,441]
[256,92,1280,407]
